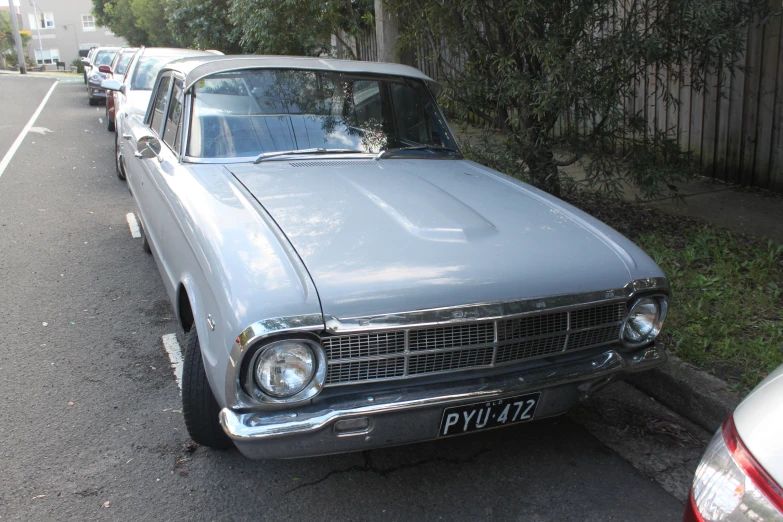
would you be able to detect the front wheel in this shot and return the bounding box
[88,96,98,106]
[182,328,233,450]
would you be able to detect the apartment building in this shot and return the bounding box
[2,0,126,68]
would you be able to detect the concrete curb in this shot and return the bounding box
[627,355,743,433]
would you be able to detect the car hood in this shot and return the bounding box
[227,159,661,319]
[734,364,783,486]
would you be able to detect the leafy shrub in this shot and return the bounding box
[71,58,84,74]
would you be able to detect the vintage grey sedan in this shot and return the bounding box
[109,55,670,459]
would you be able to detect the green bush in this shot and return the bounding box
[71,58,84,74]
[5,51,18,67]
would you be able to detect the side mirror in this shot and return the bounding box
[80,57,90,65]
[98,65,111,74]
[136,136,162,161]
[101,79,124,94]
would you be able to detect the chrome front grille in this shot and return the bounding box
[408,323,494,351]
[322,301,626,386]
[322,331,405,360]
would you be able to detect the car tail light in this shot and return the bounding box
[684,415,783,522]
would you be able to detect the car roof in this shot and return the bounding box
[110,47,137,65]
[160,55,438,93]
[136,47,218,58]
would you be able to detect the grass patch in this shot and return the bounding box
[566,192,783,391]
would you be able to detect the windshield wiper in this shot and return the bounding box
[253,148,363,163]
[375,145,461,160]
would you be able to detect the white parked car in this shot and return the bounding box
[685,364,783,521]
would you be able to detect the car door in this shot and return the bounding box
[127,73,189,299]
[143,75,186,250]
[125,73,172,251]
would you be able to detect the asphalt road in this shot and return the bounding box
[0,75,686,521]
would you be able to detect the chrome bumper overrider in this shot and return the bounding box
[219,343,665,459]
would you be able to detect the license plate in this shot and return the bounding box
[438,393,540,437]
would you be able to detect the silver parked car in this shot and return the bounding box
[106,56,671,459]
[85,47,120,106]
[685,364,783,521]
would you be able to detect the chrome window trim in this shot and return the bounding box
[225,277,669,411]
[160,74,185,155]
[181,153,378,164]
[180,67,460,164]
[146,72,173,137]
[178,87,192,163]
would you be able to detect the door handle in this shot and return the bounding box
[134,152,143,158]
[123,134,131,140]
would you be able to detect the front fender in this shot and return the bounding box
[136,162,323,409]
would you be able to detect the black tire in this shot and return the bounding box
[139,218,152,254]
[182,328,233,450]
[88,96,98,106]
[115,134,126,180]
[106,105,115,132]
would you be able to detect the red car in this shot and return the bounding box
[104,47,138,132]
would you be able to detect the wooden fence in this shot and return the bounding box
[355,5,783,192]
[616,11,783,191]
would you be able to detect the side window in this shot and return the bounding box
[350,80,382,127]
[149,75,171,137]
[390,82,437,146]
[163,79,184,152]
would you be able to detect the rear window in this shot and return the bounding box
[117,52,135,75]
[94,50,117,66]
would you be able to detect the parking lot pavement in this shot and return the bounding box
[0,76,57,177]
[0,76,686,521]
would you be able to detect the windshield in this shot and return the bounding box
[188,69,458,159]
[117,51,135,75]
[131,56,176,91]
[94,50,117,66]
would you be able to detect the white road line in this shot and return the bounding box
[162,334,184,389]
[0,81,58,179]
[125,212,141,238]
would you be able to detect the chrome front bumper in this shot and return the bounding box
[220,343,665,459]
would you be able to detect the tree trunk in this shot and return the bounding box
[525,144,561,196]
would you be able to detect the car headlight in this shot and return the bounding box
[621,296,667,346]
[253,341,316,398]
[89,73,104,82]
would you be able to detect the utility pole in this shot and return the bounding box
[30,0,43,64]
[7,1,27,74]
